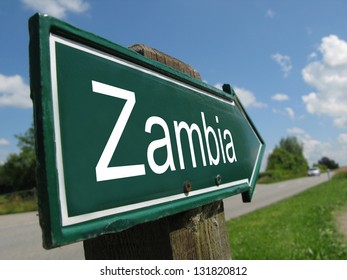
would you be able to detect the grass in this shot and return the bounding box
[0,191,38,215]
[227,170,347,259]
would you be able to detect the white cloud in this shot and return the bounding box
[272,53,293,77]
[233,86,267,108]
[334,117,347,128]
[308,52,317,60]
[338,133,347,144]
[214,83,223,90]
[320,35,347,66]
[0,138,10,146]
[287,127,347,166]
[272,93,289,101]
[302,35,347,128]
[287,127,306,135]
[272,107,302,120]
[22,0,90,18]
[285,107,295,119]
[287,127,332,165]
[0,74,31,108]
[214,83,266,108]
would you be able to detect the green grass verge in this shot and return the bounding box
[227,172,347,259]
[0,192,38,215]
[257,170,308,184]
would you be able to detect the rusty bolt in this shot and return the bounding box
[215,174,222,186]
[184,181,192,193]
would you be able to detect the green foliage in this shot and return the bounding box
[0,166,11,194]
[313,163,327,172]
[263,136,308,183]
[0,191,37,215]
[227,171,347,259]
[318,156,339,170]
[279,136,304,155]
[258,169,306,184]
[0,125,36,193]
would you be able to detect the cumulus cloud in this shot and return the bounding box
[272,93,289,101]
[287,127,332,165]
[302,35,347,128]
[320,35,347,66]
[233,86,267,108]
[287,127,347,166]
[22,0,90,18]
[214,83,266,108]
[0,74,31,108]
[234,87,265,108]
[272,53,293,77]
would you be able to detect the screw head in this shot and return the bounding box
[215,174,222,186]
[184,181,192,193]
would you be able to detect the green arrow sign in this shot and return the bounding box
[29,14,265,248]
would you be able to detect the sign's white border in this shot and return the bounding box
[49,34,263,226]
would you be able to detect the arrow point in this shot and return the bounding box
[241,191,252,203]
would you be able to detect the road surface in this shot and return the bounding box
[0,173,331,259]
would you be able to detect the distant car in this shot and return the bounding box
[308,167,320,176]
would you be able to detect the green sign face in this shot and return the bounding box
[29,14,265,248]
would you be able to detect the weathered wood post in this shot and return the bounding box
[83,44,231,260]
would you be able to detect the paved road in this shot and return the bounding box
[0,173,331,259]
[0,211,84,259]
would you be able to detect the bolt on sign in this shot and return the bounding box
[29,14,265,248]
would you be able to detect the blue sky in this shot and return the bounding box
[1,0,347,169]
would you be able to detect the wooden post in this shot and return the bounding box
[83,44,231,260]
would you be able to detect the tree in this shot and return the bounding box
[0,125,36,193]
[267,147,296,171]
[279,136,304,156]
[266,136,308,176]
[318,156,339,170]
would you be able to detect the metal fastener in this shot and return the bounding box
[215,174,222,186]
[183,181,192,193]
